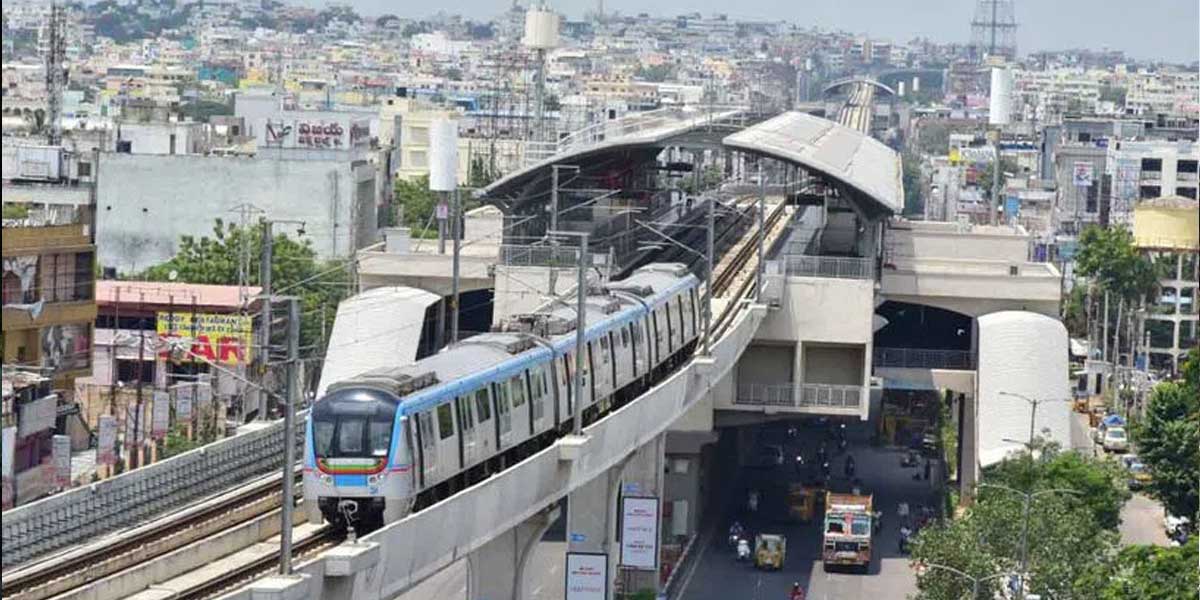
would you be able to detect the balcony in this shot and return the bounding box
[873,347,976,370]
[735,382,864,412]
[2,280,97,331]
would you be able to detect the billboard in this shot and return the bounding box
[619,496,660,570]
[565,552,608,600]
[152,390,171,439]
[263,117,370,150]
[157,312,254,365]
[97,415,117,465]
[1072,161,1094,188]
[53,435,71,488]
[174,384,194,422]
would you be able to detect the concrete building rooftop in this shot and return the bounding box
[96,281,261,310]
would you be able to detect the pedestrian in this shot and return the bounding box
[923,459,931,481]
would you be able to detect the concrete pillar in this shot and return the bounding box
[959,390,978,503]
[467,507,559,600]
[565,434,667,598]
[793,341,805,407]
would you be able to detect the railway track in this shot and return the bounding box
[1,472,297,600]
[172,527,342,600]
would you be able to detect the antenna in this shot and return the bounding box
[44,1,67,145]
[970,0,1018,62]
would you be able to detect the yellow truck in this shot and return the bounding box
[822,492,873,572]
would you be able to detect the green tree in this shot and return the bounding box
[140,219,350,353]
[912,444,1124,600]
[1098,85,1128,106]
[1133,348,1200,527]
[1075,226,1158,302]
[634,63,673,83]
[1076,538,1198,600]
[393,175,440,238]
[1062,284,1088,338]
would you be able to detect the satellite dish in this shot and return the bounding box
[168,269,178,281]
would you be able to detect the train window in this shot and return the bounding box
[474,389,491,422]
[419,412,436,450]
[368,421,391,456]
[496,384,512,434]
[600,337,610,363]
[456,396,474,431]
[510,375,527,407]
[621,327,630,347]
[436,404,454,440]
[311,392,398,459]
[531,370,546,420]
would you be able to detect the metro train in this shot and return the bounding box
[303,263,702,528]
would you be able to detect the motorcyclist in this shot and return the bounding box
[737,537,752,561]
[844,455,856,478]
[790,582,806,600]
[729,521,744,547]
[748,490,760,513]
[899,525,913,553]
[821,460,831,479]
[793,452,806,476]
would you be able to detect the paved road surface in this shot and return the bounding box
[678,421,935,600]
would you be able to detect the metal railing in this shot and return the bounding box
[783,255,874,280]
[735,382,863,409]
[873,347,976,370]
[2,280,94,308]
[498,244,582,268]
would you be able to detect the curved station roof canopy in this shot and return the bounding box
[723,111,903,217]
[479,108,903,220]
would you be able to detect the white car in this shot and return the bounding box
[1100,427,1129,452]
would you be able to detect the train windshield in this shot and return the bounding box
[311,388,399,459]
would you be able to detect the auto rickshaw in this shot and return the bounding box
[754,533,787,570]
[787,484,820,523]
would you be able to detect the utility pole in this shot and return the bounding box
[756,162,766,300]
[279,297,299,575]
[699,152,713,356]
[548,165,579,296]
[133,295,146,469]
[258,220,274,420]
[450,188,462,344]
[572,233,588,436]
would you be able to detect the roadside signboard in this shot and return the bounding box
[565,552,608,600]
[620,496,660,570]
[97,415,117,465]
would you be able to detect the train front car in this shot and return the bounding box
[303,384,413,530]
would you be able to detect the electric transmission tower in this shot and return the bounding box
[970,0,1017,63]
[44,1,67,145]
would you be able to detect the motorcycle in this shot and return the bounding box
[899,526,913,554]
[821,461,831,480]
[736,538,752,562]
[901,450,920,468]
[844,456,856,479]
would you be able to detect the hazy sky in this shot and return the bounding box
[320,0,1200,64]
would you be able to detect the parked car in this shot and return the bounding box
[1099,427,1129,452]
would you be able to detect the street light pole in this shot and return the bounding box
[994,391,1075,600]
[279,296,300,575]
[704,190,714,357]
[756,162,765,300]
[921,562,1011,600]
[450,188,461,344]
[258,220,273,421]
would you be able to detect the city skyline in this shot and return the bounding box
[289,0,1199,64]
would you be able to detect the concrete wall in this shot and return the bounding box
[802,343,864,385]
[735,343,794,387]
[96,153,377,273]
[888,221,1031,265]
[755,277,875,345]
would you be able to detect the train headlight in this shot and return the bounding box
[320,473,333,485]
[367,475,378,485]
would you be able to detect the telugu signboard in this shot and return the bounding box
[157,312,254,365]
[262,117,370,150]
[620,496,660,570]
[565,552,608,600]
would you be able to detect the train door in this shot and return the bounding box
[674,295,687,349]
[529,366,549,435]
[417,411,438,487]
[493,380,513,449]
[507,374,530,442]
[434,402,459,475]
[455,395,477,467]
[472,388,494,457]
[559,354,573,428]
[651,310,664,366]
[596,335,612,402]
[617,325,634,387]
